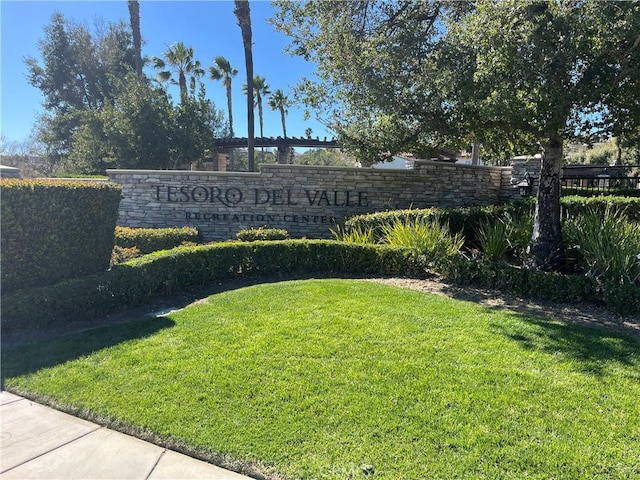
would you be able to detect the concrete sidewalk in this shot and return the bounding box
[0,391,253,479]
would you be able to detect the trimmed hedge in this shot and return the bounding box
[561,195,640,222]
[3,239,638,332]
[438,257,639,315]
[115,226,202,254]
[0,179,122,292]
[1,241,415,331]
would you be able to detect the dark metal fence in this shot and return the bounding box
[561,165,640,195]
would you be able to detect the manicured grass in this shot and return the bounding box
[3,279,640,479]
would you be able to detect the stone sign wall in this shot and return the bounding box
[107,160,516,241]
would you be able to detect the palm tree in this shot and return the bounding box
[127,0,143,78]
[152,42,204,104]
[268,89,290,138]
[234,0,254,171]
[243,76,270,138]
[243,76,270,161]
[209,56,238,137]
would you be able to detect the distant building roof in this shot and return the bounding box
[0,165,21,178]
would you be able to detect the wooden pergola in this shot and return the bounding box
[213,136,339,149]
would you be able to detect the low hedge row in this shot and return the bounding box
[237,227,289,241]
[115,226,202,254]
[439,257,639,314]
[1,241,415,331]
[3,240,637,332]
[560,195,640,221]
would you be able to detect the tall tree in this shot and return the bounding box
[446,1,640,268]
[268,88,290,138]
[152,42,204,104]
[26,12,135,113]
[209,56,238,137]
[273,0,640,270]
[66,74,175,174]
[171,83,227,169]
[243,75,270,138]
[127,0,143,78]
[25,12,135,164]
[234,0,255,171]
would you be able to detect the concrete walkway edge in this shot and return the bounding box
[0,391,254,479]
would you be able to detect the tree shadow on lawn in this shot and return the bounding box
[370,276,640,376]
[1,315,176,382]
[4,273,638,382]
[0,272,337,383]
[488,315,640,376]
[433,281,640,376]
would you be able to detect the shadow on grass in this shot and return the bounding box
[1,316,176,381]
[4,273,638,382]
[0,273,327,384]
[371,275,639,375]
[489,315,640,376]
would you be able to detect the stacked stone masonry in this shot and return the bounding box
[108,160,524,241]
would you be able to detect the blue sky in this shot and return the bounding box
[0,0,332,144]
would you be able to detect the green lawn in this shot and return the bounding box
[3,279,639,479]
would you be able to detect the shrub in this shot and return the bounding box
[1,241,415,331]
[330,224,375,244]
[115,226,201,254]
[563,209,640,286]
[476,220,509,262]
[381,219,464,266]
[236,227,289,242]
[0,179,122,292]
[504,210,534,260]
[3,238,638,332]
[437,256,614,310]
[343,201,534,248]
[561,195,640,222]
[111,245,141,265]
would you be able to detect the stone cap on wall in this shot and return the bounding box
[107,169,261,177]
[413,159,511,171]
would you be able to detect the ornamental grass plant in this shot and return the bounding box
[329,224,375,244]
[476,220,509,262]
[564,208,640,285]
[381,219,464,264]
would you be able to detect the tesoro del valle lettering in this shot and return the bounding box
[154,185,368,207]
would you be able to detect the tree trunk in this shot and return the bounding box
[471,141,480,165]
[127,0,143,78]
[234,0,254,171]
[178,71,188,105]
[280,108,287,138]
[257,98,265,161]
[226,83,234,137]
[614,136,622,165]
[527,134,565,270]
